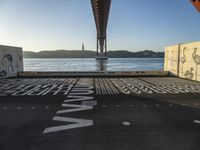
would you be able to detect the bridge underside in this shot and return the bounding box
[91,0,111,60]
[191,0,200,12]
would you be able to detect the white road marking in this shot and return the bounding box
[194,103,199,106]
[102,105,106,108]
[123,122,131,126]
[116,105,120,107]
[56,104,93,114]
[129,105,133,107]
[31,107,35,109]
[43,116,93,134]
[3,107,7,109]
[46,106,49,109]
[194,120,200,124]
[17,107,21,109]
[43,79,95,134]
[2,78,200,96]
[0,79,76,96]
[69,90,94,95]
[64,96,93,103]
[81,100,97,106]
[182,104,186,106]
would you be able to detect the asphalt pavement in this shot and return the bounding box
[0,77,200,150]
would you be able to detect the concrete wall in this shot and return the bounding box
[19,71,168,78]
[165,41,200,81]
[164,45,180,76]
[0,45,23,78]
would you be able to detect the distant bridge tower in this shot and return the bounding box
[82,43,85,51]
[91,0,112,60]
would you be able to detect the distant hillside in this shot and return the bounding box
[23,50,164,58]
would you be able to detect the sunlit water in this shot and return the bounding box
[24,58,164,72]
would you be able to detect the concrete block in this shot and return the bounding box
[0,45,23,78]
[165,41,200,82]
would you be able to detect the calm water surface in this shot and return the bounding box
[24,58,164,72]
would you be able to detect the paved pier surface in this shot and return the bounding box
[0,77,200,150]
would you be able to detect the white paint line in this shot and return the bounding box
[65,96,93,103]
[69,90,94,95]
[31,107,35,109]
[182,104,186,106]
[81,100,97,106]
[43,116,93,134]
[56,104,93,114]
[116,105,120,108]
[129,105,133,107]
[17,107,21,110]
[194,120,200,124]
[102,105,106,108]
[123,122,131,126]
[3,107,7,109]
[194,103,199,106]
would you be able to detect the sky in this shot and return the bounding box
[0,0,200,52]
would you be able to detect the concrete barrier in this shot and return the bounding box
[0,45,23,78]
[164,41,200,82]
[19,71,169,78]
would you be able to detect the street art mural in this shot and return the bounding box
[184,67,194,80]
[0,54,14,77]
[164,45,179,76]
[165,41,200,82]
[193,47,200,80]
[0,45,23,78]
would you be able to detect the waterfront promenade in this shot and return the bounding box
[0,77,200,150]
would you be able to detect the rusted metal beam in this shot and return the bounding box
[190,0,200,12]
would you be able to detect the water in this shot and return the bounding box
[24,58,164,72]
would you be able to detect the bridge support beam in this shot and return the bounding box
[96,36,107,60]
[91,0,111,60]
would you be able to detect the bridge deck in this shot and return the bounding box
[0,77,200,150]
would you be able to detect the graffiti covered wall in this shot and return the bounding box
[164,41,200,82]
[0,45,23,78]
[164,45,179,76]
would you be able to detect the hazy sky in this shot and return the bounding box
[0,0,200,52]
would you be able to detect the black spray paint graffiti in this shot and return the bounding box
[43,79,95,134]
[180,47,187,74]
[0,54,14,77]
[184,68,194,80]
[193,47,200,80]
